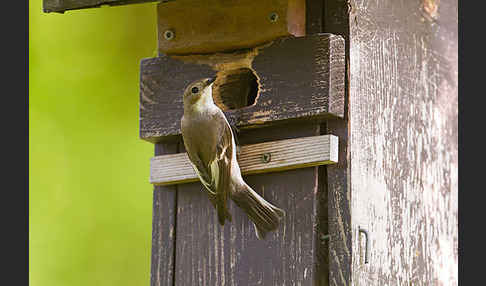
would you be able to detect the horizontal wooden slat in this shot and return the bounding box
[157,0,305,55]
[43,0,159,13]
[150,134,338,186]
[140,33,346,143]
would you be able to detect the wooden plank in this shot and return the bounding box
[324,119,351,286]
[304,6,330,285]
[347,0,458,284]
[43,0,158,13]
[306,0,323,34]
[174,123,328,285]
[316,162,330,286]
[140,33,345,143]
[312,1,353,285]
[150,134,338,186]
[157,0,305,55]
[150,143,177,286]
[277,2,354,284]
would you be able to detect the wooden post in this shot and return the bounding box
[323,0,458,284]
[321,0,353,284]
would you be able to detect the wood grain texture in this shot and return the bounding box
[320,1,353,285]
[43,0,157,13]
[140,33,345,143]
[324,118,351,286]
[173,123,329,285]
[305,0,323,34]
[150,134,338,186]
[157,0,305,55]
[150,143,177,286]
[348,0,458,285]
[304,7,332,285]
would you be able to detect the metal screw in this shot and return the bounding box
[269,12,278,22]
[261,153,271,163]
[164,30,175,41]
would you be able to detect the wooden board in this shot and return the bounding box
[324,119,351,286]
[347,0,458,284]
[321,1,353,285]
[140,33,345,143]
[173,123,329,285]
[150,134,338,186]
[157,0,305,55]
[305,0,323,34]
[150,143,177,286]
[43,0,158,13]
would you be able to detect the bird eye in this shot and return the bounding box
[191,87,199,94]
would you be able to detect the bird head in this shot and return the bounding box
[183,77,217,108]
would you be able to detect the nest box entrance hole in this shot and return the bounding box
[212,68,260,111]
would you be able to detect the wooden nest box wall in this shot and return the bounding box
[140,1,346,285]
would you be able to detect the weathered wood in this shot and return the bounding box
[43,0,158,13]
[150,134,339,186]
[150,143,177,286]
[157,0,305,55]
[316,162,330,286]
[140,33,345,143]
[303,6,331,286]
[324,118,351,286]
[305,0,323,34]
[174,123,328,285]
[348,0,458,284]
[273,2,353,284]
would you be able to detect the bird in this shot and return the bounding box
[180,77,285,239]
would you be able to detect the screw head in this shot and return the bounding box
[261,153,272,163]
[269,12,278,22]
[164,30,175,40]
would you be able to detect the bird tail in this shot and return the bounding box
[231,183,285,239]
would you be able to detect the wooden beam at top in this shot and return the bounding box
[43,0,160,13]
[150,134,338,186]
[157,0,305,55]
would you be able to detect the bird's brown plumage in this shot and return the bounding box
[181,79,234,224]
[181,77,285,238]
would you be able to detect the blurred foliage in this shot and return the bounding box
[29,1,157,285]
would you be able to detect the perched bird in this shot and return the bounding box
[181,77,285,239]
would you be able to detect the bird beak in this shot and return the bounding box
[206,76,216,85]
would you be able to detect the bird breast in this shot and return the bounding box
[182,109,223,164]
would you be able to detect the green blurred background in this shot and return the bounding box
[29,1,158,285]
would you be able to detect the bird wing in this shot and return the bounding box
[185,111,234,224]
[214,113,234,206]
[186,151,216,196]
